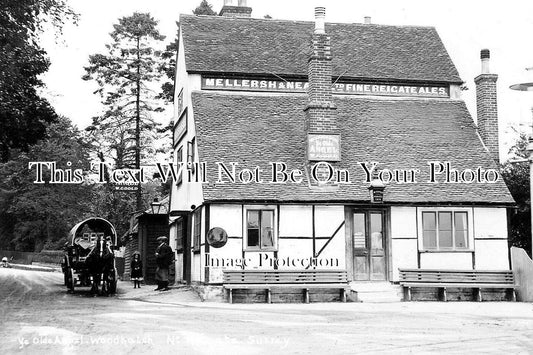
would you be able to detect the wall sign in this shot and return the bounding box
[308,134,341,161]
[202,76,450,98]
[207,227,228,248]
[173,109,187,147]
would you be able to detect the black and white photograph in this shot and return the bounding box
[1,0,533,353]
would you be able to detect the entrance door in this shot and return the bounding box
[352,210,387,281]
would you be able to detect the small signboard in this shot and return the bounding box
[308,134,341,161]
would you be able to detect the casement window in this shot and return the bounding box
[244,207,277,251]
[175,217,184,252]
[421,211,469,250]
[176,146,183,185]
[193,209,201,252]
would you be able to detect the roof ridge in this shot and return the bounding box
[179,13,436,30]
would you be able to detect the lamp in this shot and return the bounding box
[150,198,163,214]
[368,179,385,203]
[510,70,533,256]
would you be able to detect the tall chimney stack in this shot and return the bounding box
[305,7,337,134]
[219,0,252,17]
[305,7,340,182]
[474,49,500,163]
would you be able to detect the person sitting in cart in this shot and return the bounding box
[131,251,143,289]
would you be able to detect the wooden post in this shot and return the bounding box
[228,288,233,304]
[304,288,310,303]
[341,288,347,303]
[267,289,271,304]
[475,288,482,302]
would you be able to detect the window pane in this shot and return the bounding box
[455,212,467,231]
[438,212,452,231]
[439,230,453,248]
[370,213,383,249]
[422,212,436,230]
[423,230,437,249]
[353,213,366,248]
[248,229,259,247]
[247,211,259,228]
[261,210,274,248]
[455,230,467,248]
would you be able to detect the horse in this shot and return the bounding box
[85,235,115,296]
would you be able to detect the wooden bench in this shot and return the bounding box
[399,269,517,302]
[223,270,350,304]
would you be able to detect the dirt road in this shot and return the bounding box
[1,268,532,354]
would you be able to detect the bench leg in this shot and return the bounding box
[475,288,482,302]
[228,288,233,304]
[439,287,447,302]
[506,289,516,302]
[341,289,347,303]
[266,289,271,304]
[304,288,309,304]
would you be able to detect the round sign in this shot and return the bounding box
[207,227,228,248]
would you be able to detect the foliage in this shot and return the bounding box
[501,132,531,255]
[0,0,78,162]
[82,12,169,210]
[0,117,93,251]
[193,0,217,16]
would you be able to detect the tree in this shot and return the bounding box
[193,0,217,16]
[0,0,77,162]
[83,12,166,211]
[0,117,93,251]
[501,132,531,256]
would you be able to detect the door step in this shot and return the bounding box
[350,282,403,303]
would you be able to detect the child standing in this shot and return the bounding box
[131,252,143,288]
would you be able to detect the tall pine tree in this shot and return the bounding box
[83,12,166,211]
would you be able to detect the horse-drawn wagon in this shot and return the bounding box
[62,217,118,295]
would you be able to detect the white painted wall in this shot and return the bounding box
[170,28,204,213]
[473,207,510,270]
[390,207,417,239]
[390,239,418,281]
[475,240,510,270]
[314,205,345,269]
[390,207,418,281]
[419,252,473,269]
[474,207,508,239]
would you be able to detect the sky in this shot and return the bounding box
[39,0,533,161]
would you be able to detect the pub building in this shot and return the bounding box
[168,2,514,301]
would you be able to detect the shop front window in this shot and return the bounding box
[245,209,276,251]
[422,211,468,250]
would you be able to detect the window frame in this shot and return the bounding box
[243,205,278,252]
[418,207,473,252]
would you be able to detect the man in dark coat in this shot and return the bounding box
[154,236,173,291]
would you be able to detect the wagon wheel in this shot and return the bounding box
[66,267,75,293]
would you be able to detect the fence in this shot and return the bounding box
[510,247,533,302]
[0,250,64,265]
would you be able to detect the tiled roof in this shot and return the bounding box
[180,15,462,84]
[191,92,513,204]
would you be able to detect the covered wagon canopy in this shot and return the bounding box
[68,218,117,248]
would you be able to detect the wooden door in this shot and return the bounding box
[352,210,387,281]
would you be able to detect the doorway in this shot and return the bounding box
[352,209,387,281]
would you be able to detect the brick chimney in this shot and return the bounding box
[219,0,252,18]
[474,49,500,163]
[305,7,340,187]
